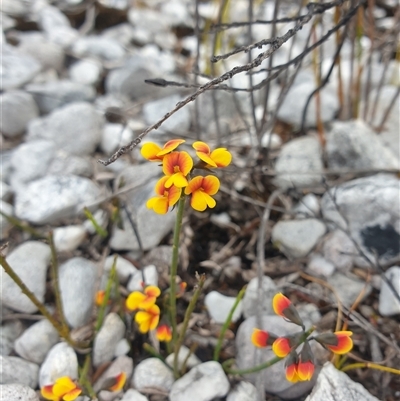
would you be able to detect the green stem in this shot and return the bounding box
[78,354,97,399]
[95,255,117,332]
[0,211,44,238]
[48,232,69,334]
[143,343,170,367]
[173,274,205,378]
[170,196,186,346]
[213,285,246,361]
[341,362,400,375]
[83,207,108,238]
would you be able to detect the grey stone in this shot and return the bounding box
[236,315,317,398]
[0,151,12,182]
[94,356,133,399]
[0,356,39,388]
[53,225,87,252]
[114,338,130,357]
[10,140,56,191]
[227,382,257,401]
[321,174,400,267]
[120,389,148,401]
[143,94,191,136]
[132,358,174,392]
[305,362,379,401]
[39,342,78,387]
[17,31,65,71]
[0,91,39,137]
[307,254,335,277]
[0,383,39,401]
[26,81,96,114]
[0,320,24,356]
[48,151,93,178]
[102,23,136,47]
[14,175,101,225]
[70,59,102,86]
[204,291,242,324]
[104,255,137,284]
[27,102,103,156]
[322,230,357,272]
[59,257,97,328]
[0,12,16,30]
[1,241,50,313]
[72,36,126,62]
[127,265,158,292]
[277,82,339,127]
[93,313,126,367]
[101,123,134,155]
[327,272,372,308]
[379,266,400,316]
[14,319,59,364]
[326,120,399,170]
[242,276,278,318]
[0,0,31,17]
[169,361,230,401]
[1,45,41,90]
[272,219,327,259]
[274,136,324,189]
[110,164,175,252]
[0,201,12,240]
[97,0,129,10]
[294,193,320,218]
[165,346,201,371]
[0,182,12,201]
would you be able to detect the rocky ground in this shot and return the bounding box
[0,0,399,401]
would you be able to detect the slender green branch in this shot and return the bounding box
[181,343,199,374]
[341,362,400,375]
[78,354,97,399]
[0,211,44,238]
[83,207,108,238]
[143,343,170,367]
[95,255,117,332]
[173,274,205,378]
[48,232,69,333]
[170,196,186,346]
[213,285,246,361]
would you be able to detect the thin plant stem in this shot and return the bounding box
[83,207,108,238]
[181,343,199,374]
[78,354,97,399]
[173,274,206,378]
[213,285,246,361]
[143,343,170,367]
[48,232,69,333]
[170,196,186,346]
[0,211,44,238]
[95,255,117,332]
[341,362,400,375]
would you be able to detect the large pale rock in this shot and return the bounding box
[204,291,242,324]
[379,266,400,316]
[132,358,174,392]
[0,383,40,401]
[0,356,39,388]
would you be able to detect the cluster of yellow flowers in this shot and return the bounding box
[141,139,232,213]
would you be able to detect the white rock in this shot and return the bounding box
[0,320,24,356]
[39,342,78,387]
[120,389,148,401]
[14,319,59,364]
[142,94,191,136]
[70,59,102,86]
[1,241,51,313]
[132,358,174,392]
[260,132,282,149]
[274,136,324,189]
[227,381,257,401]
[93,313,126,367]
[72,36,126,62]
[104,255,137,284]
[294,193,320,218]
[59,257,97,328]
[242,276,279,318]
[0,356,39,388]
[272,219,327,259]
[0,182,12,201]
[169,361,230,401]
[47,151,93,178]
[204,291,242,324]
[322,230,356,272]
[326,120,399,170]
[379,266,400,316]
[127,265,158,292]
[53,225,87,252]
[0,91,39,137]
[305,362,380,401]
[307,254,335,277]
[165,345,202,371]
[0,383,40,401]
[14,175,101,225]
[0,201,12,240]
[101,123,134,155]
[114,338,130,357]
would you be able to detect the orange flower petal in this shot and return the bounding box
[156,324,172,342]
[272,337,291,357]
[144,286,161,298]
[327,331,353,354]
[157,139,185,156]
[297,360,314,381]
[285,364,299,383]
[141,142,163,161]
[146,196,169,214]
[192,141,211,154]
[41,385,57,401]
[196,152,217,167]
[163,151,193,177]
[251,329,269,348]
[63,388,82,401]
[53,377,76,397]
[167,185,182,207]
[165,172,189,188]
[126,292,146,311]
[210,148,232,167]
[108,372,126,392]
[202,175,220,195]
[95,290,105,306]
[154,176,169,196]
[190,190,215,211]
[184,176,202,195]
[135,304,160,333]
[272,293,292,316]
